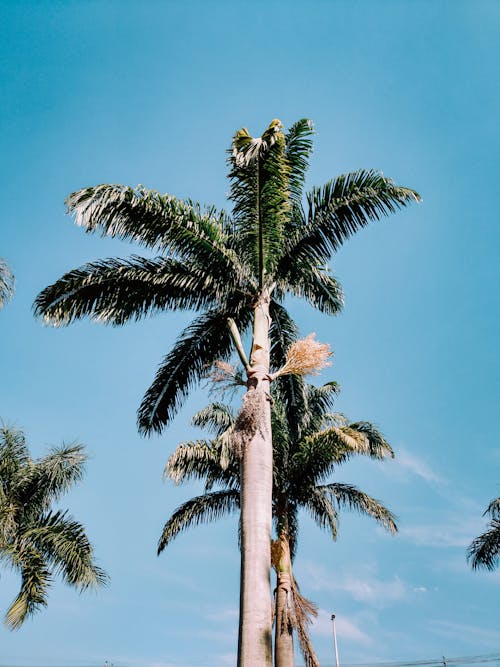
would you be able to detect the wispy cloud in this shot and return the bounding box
[430,620,500,647]
[300,560,407,607]
[391,448,442,484]
[312,608,373,645]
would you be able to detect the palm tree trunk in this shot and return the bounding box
[237,292,273,667]
[273,533,295,667]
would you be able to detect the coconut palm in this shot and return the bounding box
[467,496,500,571]
[0,424,107,628]
[159,380,397,667]
[34,118,418,664]
[0,259,14,308]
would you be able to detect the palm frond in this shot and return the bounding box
[304,487,338,540]
[26,510,108,589]
[319,483,397,533]
[165,440,231,486]
[0,426,30,484]
[279,170,420,268]
[230,120,289,284]
[19,444,86,512]
[157,490,239,554]
[347,421,394,459]
[66,185,242,271]
[34,256,229,326]
[0,259,15,307]
[3,547,51,630]
[191,403,235,437]
[468,498,500,570]
[283,263,344,316]
[285,119,315,212]
[291,576,320,667]
[137,305,252,434]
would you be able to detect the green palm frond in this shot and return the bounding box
[0,427,106,629]
[4,548,51,629]
[279,170,420,269]
[33,256,233,326]
[285,119,315,213]
[137,306,252,434]
[230,120,289,285]
[283,263,344,316]
[348,421,394,459]
[319,483,397,533]
[304,487,338,540]
[468,497,500,570]
[19,444,86,512]
[157,490,239,554]
[191,402,235,437]
[0,259,15,308]
[166,440,227,484]
[0,425,30,482]
[26,511,107,589]
[485,497,500,520]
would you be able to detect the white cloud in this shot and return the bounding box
[392,448,442,484]
[300,560,407,606]
[399,515,480,548]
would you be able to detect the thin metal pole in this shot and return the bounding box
[331,613,340,667]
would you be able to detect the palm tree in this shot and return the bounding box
[0,259,14,308]
[0,424,107,628]
[159,380,397,667]
[34,118,418,665]
[467,496,500,571]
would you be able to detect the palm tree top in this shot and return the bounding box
[0,424,107,629]
[34,119,420,434]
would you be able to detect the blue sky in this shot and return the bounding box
[1,1,499,665]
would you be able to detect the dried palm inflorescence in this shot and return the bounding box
[273,333,332,379]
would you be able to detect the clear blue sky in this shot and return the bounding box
[1,1,499,665]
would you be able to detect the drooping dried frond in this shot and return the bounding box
[291,578,320,667]
[273,334,332,379]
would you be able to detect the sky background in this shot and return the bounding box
[1,1,499,665]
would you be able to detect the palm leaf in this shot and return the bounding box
[191,402,235,437]
[0,259,14,308]
[34,256,231,326]
[26,510,108,589]
[137,306,252,434]
[304,487,338,540]
[157,490,239,554]
[467,520,500,571]
[279,170,420,268]
[319,483,397,533]
[3,547,51,629]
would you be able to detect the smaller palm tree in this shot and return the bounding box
[0,259,14,308]
[0,424,107,628]
[467,496,500,571]
[158,380,397,666]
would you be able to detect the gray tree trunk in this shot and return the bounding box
[237,293,273,666]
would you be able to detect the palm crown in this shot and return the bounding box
[34,119,419,435]
[0,425,107,629]
[159,378,397,665]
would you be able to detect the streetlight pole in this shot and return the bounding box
[331,614,340,667]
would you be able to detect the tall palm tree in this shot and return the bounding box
[0,424,107,628]
[159,380,397,667]
[34,118,418,665]
[467,496,500,571]
[0,259,14,308]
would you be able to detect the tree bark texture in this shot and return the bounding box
[273,535,295,667]
[237,294,273,667]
